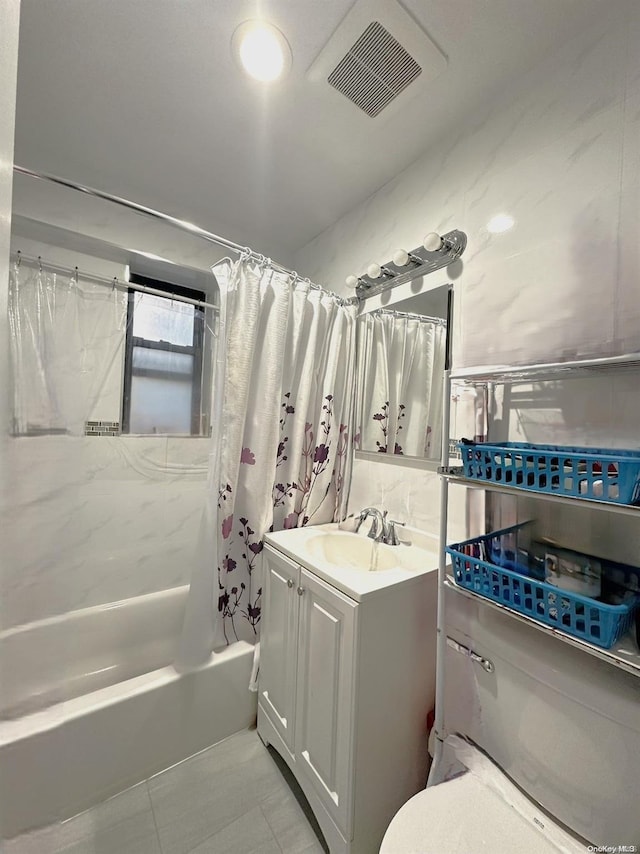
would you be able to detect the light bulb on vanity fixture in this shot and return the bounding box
[345,226,468,296]
[423,231,444,252]
[367,262,394,279]
[392,248,422,267]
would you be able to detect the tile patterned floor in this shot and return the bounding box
[3,729,329,854]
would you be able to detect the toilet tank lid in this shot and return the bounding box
[446,593,640,733]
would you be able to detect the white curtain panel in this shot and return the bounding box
[180,258,357,653]
[358,313,445,458]
[8,264,128,435]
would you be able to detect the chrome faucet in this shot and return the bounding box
[354,508,405,545]
[355,507,386,541]
[385,518,404,546]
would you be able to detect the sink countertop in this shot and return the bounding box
[264,522,439,602]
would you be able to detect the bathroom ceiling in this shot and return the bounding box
[13,0,605,264]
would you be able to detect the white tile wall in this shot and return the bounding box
[295,6,640,534]
[347,456,471,544]
[0,0,19,424]
[0,436,209,629]
[618,79,640,353]
[0,0,21,633]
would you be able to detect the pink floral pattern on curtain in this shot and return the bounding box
[211,260,357,645]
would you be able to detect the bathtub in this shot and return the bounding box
[0,587,257,839]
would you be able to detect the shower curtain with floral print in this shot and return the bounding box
[178,257,357,657]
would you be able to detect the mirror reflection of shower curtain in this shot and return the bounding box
[358,313,445,457]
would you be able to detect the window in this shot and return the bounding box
[122,275,206,435]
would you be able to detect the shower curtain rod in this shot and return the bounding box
[13,165,354,304]
[374,308,446,326]
[12,251,219,311]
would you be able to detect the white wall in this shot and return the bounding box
[0,0,20,430]
[0,0,22,632]
[0,1,20,338]
[295,6,640,535]
[2,435,209,629]
[295,7,640,368]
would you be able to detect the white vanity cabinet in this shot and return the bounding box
[260,547,356,833]
[259,548,301,757]
[293,566,357,835]
[258,528,438,854]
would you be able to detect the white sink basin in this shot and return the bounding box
[265,523,439,600]
[304,530,402,572]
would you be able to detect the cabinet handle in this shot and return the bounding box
[287,579,294,588]
[297,586,305,596]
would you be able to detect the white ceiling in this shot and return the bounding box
[13,0,606,264]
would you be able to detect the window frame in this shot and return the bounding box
[122,274,206,435]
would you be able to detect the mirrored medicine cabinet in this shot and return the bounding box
[355,282,453,468]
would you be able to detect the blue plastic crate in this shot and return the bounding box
[458,441,640,506]
[485,522,533,576]
[448,525,640,649]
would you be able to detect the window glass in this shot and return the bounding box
[123,278,207,436]
[129,375,193,434]
[132,293,195,346]
[132,346,194,377]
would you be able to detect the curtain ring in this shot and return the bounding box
[38,256,42,273]
[16,250,21,268]
[292,271,306,291]
[266,265,276,287]
[74,266,79,284]
[112,277,117,291]
[302,277,316,296]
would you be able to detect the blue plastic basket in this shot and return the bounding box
[448,525,640,649]
[458,441,640,506]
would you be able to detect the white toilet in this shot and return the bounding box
[381,586,640,853]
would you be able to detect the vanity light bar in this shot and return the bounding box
[345,229,467,299]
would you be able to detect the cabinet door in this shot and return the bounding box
[260,547,300,756]
[294,568,357,836]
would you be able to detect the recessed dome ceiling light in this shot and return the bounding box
[487,213,515,234]
[232,21,292,83]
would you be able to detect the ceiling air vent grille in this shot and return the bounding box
[327,21,422,118]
